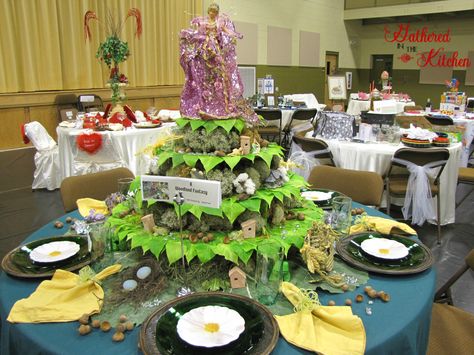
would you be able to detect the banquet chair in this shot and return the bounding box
[456,166,474,208]
[292,133,336,167]
[386,148,450,244]
[308,165,384,208]
[427,249,474,355]
[282,108,318,149]
[55,94,78,122]
[434,249,474,305]
[255,108,282,145]
[77,94,104,112]
[60,167,135,212]
[23,121,61,191]
[71,132,126,176]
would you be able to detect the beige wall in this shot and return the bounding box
[203,0,358,68]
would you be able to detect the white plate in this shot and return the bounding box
[134,122,161,129]
[360,237,409,260]
[301,190,333,202]
[29,241,81,263]
[176,305,245,347]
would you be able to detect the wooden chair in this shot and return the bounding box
[386,147,450,244]
[308,165,384,208]
[282,108,318,149]
[292,132,336,167]
[60,167,134,212]
[55,94,78,122]
[255,108,282,145]
[427,249,474,355]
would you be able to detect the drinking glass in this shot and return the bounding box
[118,177,134,195]
[331,196,352,237]
[254,246,284,305]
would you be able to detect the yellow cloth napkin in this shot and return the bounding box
[350,216,416,236]
[76,198,109,217]
[7,264,121,323]
[275,282,366,355]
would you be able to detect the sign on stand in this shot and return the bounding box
[141,175,222,209]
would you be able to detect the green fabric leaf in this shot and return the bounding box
[256,239,281,258]
[215,119,236,133]
[148,238,167,258]
[240,239,258,252]
[183,155,200,167]
[238,198,261,212]
[130,233,151,249]
[195,243,216,263]
[256,190,274,207]
[200,156,223,172]
[202,207,223,217]
[222,200,246,224]
[188,205,203,219]
[135,190,143,209]
[166,240,184,265]
[223,156,242,170]
[204,120,218,133]
[212,243,239,264]
[234,119,245,133]
[157,151,173,166]
[175,118,188,128]
[273,191,284,203]
[190,120,206,130]
[230,243,253,264]
[185,242,198,263]
[175,203,193,216]
[130,176,141,191]
[258,149,274,168]
[172,154,185,168]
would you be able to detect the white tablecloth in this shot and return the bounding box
[347,100,415,116]
[304,132,461,225]
[57,123,174,180]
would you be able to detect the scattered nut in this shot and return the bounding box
[214,150,226,157]
[364,285,373,293]
[54,221,64,229]
[65,216,73,223]
[112,331,125,342]
[197,232,204,239]
[116,323,126,333]
[380,292,391,302]
[355,294,364,303]
[202,236,210,243]
[78,324,91,335]
[119,315,128,323]
[341,284,349,292]
[189,235,198,243]
[327,300,336,306]
[223,236,231,244]
[367,289,377,299]
[91,319,101,328]
[297,213,305,221]
[345,299,353,306]
[100,321,112,332]
[79,314,89,325]
[125,321,134,331]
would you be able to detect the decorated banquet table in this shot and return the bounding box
[346,99,415,116]
[56,123,174,181]
[306,133,462,225]
[0,204,435,355]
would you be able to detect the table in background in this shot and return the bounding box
[0,204,435,355]
[347,99,415,116]
[308,134,462,225]
[57,123,174,181]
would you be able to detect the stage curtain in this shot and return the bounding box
[0,0,202,93]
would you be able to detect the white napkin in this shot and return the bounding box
[400,124,438,141]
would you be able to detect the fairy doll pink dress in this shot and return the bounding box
[179,4,257,124]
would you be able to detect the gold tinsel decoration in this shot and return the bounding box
[300,221,344,287]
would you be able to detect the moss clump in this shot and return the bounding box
[237,211,266,233]
[244,167,261,190]
[181,126,240,153]
[253,159,271,182]
[187,214,233,232]
[206,169,236,197]
[159,208,186,230]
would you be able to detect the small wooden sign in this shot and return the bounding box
[141,214,156,233]
[229,266,246,289]
[240,136,251,155]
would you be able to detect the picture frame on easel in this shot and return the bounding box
[328,75,347,100]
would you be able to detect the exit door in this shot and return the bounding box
[370,55,393,89]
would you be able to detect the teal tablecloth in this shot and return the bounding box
[0,204,435,355]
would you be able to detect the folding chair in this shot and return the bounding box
[255,108,282,145]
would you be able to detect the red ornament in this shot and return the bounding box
[21,124,30,144]
[76,132,103,154]
[399,53,413,63]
